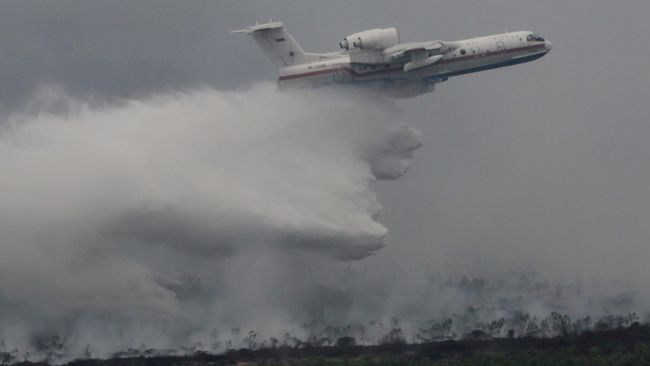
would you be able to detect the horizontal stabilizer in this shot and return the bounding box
[230,21,285,34]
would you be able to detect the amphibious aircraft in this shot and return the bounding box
[232,21,551,97]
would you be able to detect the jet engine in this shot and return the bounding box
[340,28,400,50]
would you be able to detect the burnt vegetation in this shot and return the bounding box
[1,274,647,365]
[1,322,647,366]
[2,318,649,366]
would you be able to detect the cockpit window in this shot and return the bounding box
[527,34,545,42]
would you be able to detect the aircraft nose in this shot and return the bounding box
[545,40,552,51]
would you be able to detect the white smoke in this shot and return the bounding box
[0,84,422,360]
[1,83,646,364]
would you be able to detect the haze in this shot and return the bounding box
[0,0,648,361]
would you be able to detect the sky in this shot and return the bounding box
[0,0,649,359]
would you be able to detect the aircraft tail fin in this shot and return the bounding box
[231,21,322,68]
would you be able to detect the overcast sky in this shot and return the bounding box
[1,0,649,279]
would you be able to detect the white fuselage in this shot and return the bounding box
[278,31,551,96]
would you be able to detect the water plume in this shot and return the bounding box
[0,83,421,361]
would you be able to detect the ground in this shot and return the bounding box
[11,323,649,366]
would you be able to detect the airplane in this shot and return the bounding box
[232,21,551,97]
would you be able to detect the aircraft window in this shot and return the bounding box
[460,49,466,55]
[527,34,545,42]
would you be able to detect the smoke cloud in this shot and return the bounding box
[0,84,647,364]
[0,84,423,360]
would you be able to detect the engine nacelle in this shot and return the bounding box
[340,28,400,50]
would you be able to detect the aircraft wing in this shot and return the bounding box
[384,41,447,60]
[383,41,453,72]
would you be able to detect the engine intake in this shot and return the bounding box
[340,28,400,50]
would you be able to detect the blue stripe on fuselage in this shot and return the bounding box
[427,51,548,80]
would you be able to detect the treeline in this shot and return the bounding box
[22,322,650,366]
[1,273,646,363]
[0,311,643,364]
